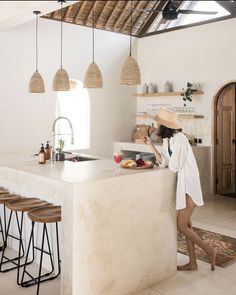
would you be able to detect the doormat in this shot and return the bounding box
[177,227,236,268]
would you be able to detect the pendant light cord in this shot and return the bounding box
[60,1,63,69]
[92,2,95,62]
[129,0,133,57]
[36,12,39,71]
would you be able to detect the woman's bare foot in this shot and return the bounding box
[207,247,216,271]
[177,262,198,271]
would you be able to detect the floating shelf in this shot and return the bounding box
[136,114,204,120]
[133,91,204,97]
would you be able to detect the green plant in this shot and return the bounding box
[181,82,197,106]
[56,138,65,153]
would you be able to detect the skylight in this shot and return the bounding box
[148,1,230,33]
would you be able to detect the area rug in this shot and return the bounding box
[177,227,236,268]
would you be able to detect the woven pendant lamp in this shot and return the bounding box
[84,3,103,88]
[120,1,141,85]
[52,0,70,91]
[29,11,45,93]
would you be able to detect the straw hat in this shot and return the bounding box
[154,107,182,129]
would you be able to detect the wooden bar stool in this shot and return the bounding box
[0,192,20,251]
[21,205,61,295]
[0,197,48,285]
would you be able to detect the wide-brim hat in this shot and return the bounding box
[154,107,182,129]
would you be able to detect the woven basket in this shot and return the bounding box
[120,56,141,85]
[29,71,45,93]
[84,62,103,88]
[52,68,70,91]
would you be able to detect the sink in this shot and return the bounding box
[65,155,98,162]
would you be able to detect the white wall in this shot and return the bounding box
[0,18,136,157]
[137,17,236,146]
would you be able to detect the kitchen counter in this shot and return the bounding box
[114,141,212,197]
[0,151,177,295]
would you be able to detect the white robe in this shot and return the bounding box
[158,132,204,210]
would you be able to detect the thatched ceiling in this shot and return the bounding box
[42,1,236,38]
[42,0,172,37]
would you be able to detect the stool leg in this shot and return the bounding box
[21,222,60,288]
[0,210,13,272]
[0,210,33,273]
[45,224,55,275]
[0,217,4,250]
[37,223,46,295]
[3,205,7,244]
[55,222,61,277]
[17,211,24,285]
[0,205,8,251]
[21,221,35,285]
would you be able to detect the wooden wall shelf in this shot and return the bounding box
[136,114,204,120]
[133,91,204,97]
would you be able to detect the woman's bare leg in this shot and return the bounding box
[178,220,198,270]
[177,195,216,271]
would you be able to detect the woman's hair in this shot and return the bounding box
[157,125,182,139]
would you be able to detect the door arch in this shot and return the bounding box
[213,82,236,196]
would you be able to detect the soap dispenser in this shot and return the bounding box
[45,141,51,160]
[39,144,46,164]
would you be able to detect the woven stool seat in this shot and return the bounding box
[0,188,9,195]
[6,198,48,212]
[0,194,21,205]
[28,205,61,223]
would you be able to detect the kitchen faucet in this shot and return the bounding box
[51,116,74,163]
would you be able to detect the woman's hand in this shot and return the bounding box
[143,136,152,145]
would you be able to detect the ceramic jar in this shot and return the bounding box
[148,83,154,93]
[164,80,173,92]
[142,83,148,94]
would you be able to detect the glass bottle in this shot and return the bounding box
[39,144,46,164]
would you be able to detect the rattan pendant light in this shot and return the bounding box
[29,11,45,93]
[84,3,103,88]
[120,1,141,85]
[52,0,70,91]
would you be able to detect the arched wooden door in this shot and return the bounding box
[215,83,236,196]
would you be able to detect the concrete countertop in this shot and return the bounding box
[0,150,161,184]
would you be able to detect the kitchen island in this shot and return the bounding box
[0,151,177,295]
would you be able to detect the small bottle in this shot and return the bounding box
[45,141,51,160]
[39,144,46,164]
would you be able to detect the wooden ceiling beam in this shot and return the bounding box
[95,0,111,26]
[74,0,88,24]
[112,0,132,30]
[131,0,155,36]
[63,3,74,21]
[84,0,96,26]
[119,1,142,34]
[103,1,119,29]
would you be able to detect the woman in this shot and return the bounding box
[145,108,216,271]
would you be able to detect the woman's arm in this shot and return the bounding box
[144,136,163,165]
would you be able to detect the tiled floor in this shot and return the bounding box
[0,195,235,295]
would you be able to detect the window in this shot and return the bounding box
[55,80,90,151]
[148,1,230,33]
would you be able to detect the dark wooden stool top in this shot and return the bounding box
[0,188,9,195]
[0,194,21,205]
[6,198,48,212]
[28,205,61,223]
